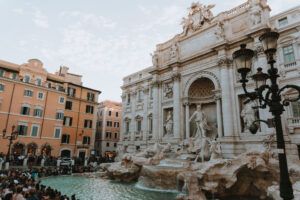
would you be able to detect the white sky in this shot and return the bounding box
[0,0,299,102]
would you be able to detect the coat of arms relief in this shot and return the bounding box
[181,2,215,36]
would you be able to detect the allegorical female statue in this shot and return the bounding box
[164,111,173,136]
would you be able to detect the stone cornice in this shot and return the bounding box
[217,57,233,66]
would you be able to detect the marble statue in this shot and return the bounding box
[214,21,225,40]
[164,111,173,136]
[209,139,222,160]
[189,104,211,138]
[150,52,158,68]
[181,2,215,36]
[164,82,173,99]
[241,101,257,130]
[251,9,262,26]
[170,42,178,60]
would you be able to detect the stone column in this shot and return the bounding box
[214,94,223,138]
[172,72,181,140]
[143,87,149,141]
[120,94,127,141]
[218,57,234,136]
[130,91,136,141]
[152,80,160,140]
[184,102,190,139]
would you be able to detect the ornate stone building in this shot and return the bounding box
[120,0,300,158]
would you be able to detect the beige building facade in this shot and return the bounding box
[120,0,300,158]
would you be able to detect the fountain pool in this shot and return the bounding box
[40,175,179,200]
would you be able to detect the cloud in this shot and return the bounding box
[12,8,23,15]
[33,9,49,28]
[60,11,116,28]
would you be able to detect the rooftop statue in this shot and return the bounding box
[181,2,215,36]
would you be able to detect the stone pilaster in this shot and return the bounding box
[214,93,223,138]
[184,102,190,139]
[218,57,235,137]
[172,71,181,140]
[151,80,160,140]
[130,91,136,141]
[143,87,149,140]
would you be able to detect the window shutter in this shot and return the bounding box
[23,126,28,136]
[70,117,73,126]
[91,106,94,114]
[89,120,92,128]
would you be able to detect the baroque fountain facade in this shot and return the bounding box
[100,0,300,199]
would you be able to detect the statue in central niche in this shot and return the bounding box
[164,110,173,136]
[189,104,211,138]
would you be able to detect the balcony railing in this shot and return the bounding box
[287,117,300,126]
[284,61,297,68]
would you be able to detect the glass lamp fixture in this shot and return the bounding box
[259,30,279,58]
[232,44,254,82]
[252,67,269,89]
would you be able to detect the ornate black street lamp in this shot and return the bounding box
[232,29,297,200]
[2,125,19,163]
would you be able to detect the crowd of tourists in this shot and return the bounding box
[0,165,97,200]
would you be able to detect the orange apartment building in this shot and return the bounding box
[95,101,121,157]
[0,59,100,159]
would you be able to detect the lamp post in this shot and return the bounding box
[2,125,19,164]
[232,29,297,200]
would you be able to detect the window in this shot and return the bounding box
[68,87,76,97]
[100,111,103,116]
[127,94,131,104]
[83,136,90,145]
[114,143,117,147]
[291,100,300,118]
[31,125,39,137]
[56,112,64,120]
[84,119,92,128]
[63,116,73,126]
[0,84,4,91]
[24,75,31,83]
[114,122,119,128]
[87,92,95,101]
[59,97,65,104]
[279,17,288,27]
[0,69,4,77]
[137,120,142,132]
[116,112,119,117]
[33,108,43,117]
[106,142,109,147]
[106,132,111,138]
[138,90,143,101]
[283,45,295,64]
[98,121,102,127]
[107,121,112,127]
[61,134,70,143]
[114,132,118,139]
[20,106,30,115]
[17,125,28,136]
[24,89,33,97]
[108,111,112,116]
[10,73,17,80]
[86,105,94,114]
[35,78,42,86]
[47,82,52,88]
[65,101,73,110]
[37,92,44,100]
[54,128,61,138]
[57,84,64,92]
[149,118,153,133]
[126,121,130,133]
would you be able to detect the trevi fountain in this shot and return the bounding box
[44,0,300,199]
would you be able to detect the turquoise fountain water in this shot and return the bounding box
[41,175,179,200]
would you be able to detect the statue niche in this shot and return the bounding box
[187,77,218,139]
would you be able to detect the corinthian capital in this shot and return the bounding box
[151,80,161,88]
[172,72,181,82]
[217,57,232,66]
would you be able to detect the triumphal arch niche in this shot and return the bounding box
[183,73,222,141]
